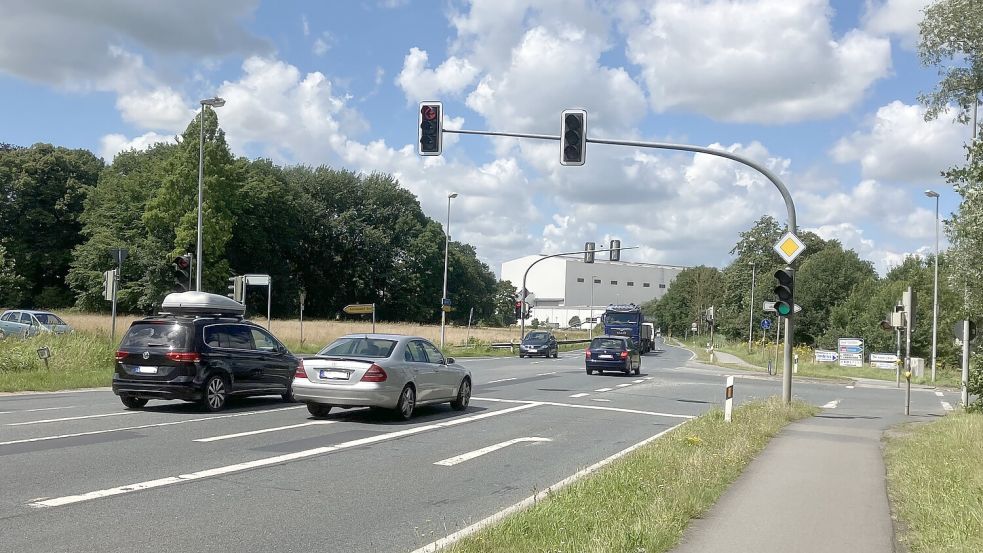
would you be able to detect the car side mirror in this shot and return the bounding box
[446,357,455,364]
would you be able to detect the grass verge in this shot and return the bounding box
[0,332,114,392]
[444,397,818,553]
[885,413,983,553]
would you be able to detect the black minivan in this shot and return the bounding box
[112,292,300,411]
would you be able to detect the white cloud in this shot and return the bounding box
[862,0,931,48]
[313,32,334,56]
[99,131,176,162]
[116,86,196,132]
[302,15,310,36]
[831,101,966,183]
[395,48,480,102]
[623,0,892,123]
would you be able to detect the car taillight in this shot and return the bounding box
[620,351,629,359]
[115,351,128,361]
[360,364,387,382]
[585,348,591,359]
[295,360,307,378]
[165,352,200,362]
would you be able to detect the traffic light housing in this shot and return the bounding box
[227,275,245,303]
[560,109,587,166]
[609,239,621,261]
[773,268,794,317]
[514,300,522,320]
[418,102,442,156]
[524,306,533,320]
[172,254,192,292]
[584,241,595,264]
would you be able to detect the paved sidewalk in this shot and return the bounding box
[713,350,764,370]
[670,414,898,553]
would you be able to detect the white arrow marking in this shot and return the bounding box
[434,437,552,467]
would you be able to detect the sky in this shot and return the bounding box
[0,0,969,277]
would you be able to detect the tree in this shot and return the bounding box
[918,0,983,123]
[568,315,582,328]
[793,242,877,343]
[0,243,26,307]
[645,266,724,336]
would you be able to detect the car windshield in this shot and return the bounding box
[523,332,550,344]
[120,323,189,349]
[590,338,625,350]
[605,313,638,324]
[33,313,66,325]
[318,337,397,358]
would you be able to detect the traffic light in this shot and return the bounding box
[584,241,595,264]
[514,300,522,320]
[560,109,587,166]
[172,254,192,292]
[524,306,533,320]
[418,101,442,156]
[227,275,245,303]
[773,268,794,317]
[609,239,621,261]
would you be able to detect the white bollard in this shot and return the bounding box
[724,375,734,422]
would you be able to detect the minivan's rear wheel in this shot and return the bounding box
[201,375,228,412]
[450,378,471,411]
[120,395,148,409]
[282,381,295,403]
[395,385,415,420]
[307,403,332,418]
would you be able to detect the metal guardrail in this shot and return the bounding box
[488,338,592,351]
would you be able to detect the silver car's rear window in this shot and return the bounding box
[318,337,397,358]
[120,323,190,349]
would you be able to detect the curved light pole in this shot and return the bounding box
[440,192,458,349]
[747,262,756,353]
[196,96,226,291]
[925,189,940,383]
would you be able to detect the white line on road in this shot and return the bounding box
[473,397,694,419]
[632,379,644,383]
[7,411,137,426]
[941,401,954,412]
[644,377,654,380]
[28,403,541,508]
[935,391,944,397]
[594,388,613,392]
[845,385,855,389]
[822,400,840,409]
[591,399,611,403]
[568,393,589,398]
[193,421,336,442]
[0,406,76,416]
[434,437,552,467]
[536,372,557,376]
[0,406,306,447]
[486,377,517,384]
[616,383,632,388]
[410,422,688,553]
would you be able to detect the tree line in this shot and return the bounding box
[0,117,519,325]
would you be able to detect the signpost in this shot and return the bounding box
[763,300,800,313]
[243,274,272,329]
[954,320,978,408]
[773,232,806,264]
[837,338,864,368]
[814,350,838,363]
[760,319,771,330]
[344,303,377,332]
[299,290,306,345]
[870,353,899,370]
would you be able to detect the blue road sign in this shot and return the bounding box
[761,319,771,330]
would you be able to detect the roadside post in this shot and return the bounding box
[299,290,306,345]
[724,375,734,422]
[904,368,912,416]
[107,248,127,344]
[793,353,799,374]
[37,346,51,370]
[954,320,976,408]
[343,303,377,333]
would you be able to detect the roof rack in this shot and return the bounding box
[160,291,246,317]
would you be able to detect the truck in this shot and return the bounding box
[601,303,653,353]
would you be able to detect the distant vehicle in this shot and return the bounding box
[602,304,653,353]
[294,334,472,421]
[585,335,641,376]
[0,310,72,339]
[112,292,298,411]
[642,323,656,349]
[519,330,558,358]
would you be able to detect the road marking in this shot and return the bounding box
[473,397,694,419]
[486,377,517,384]
[934,391,944,397]
[941,401,954,412]
[594,387,613,392]
[536,372,557,376]
[845,385,855,389]
[568,393,589,398]
[7,411,137,426]
[0,406,75,415]
[0,406,306,447]
[193,421,336,442]
[591,398,611,403]
[410,422,688,553]
[28,403,541,508]
[531,361,542,364]
[616,383,632,388]
[633,379,644,383]
[434,437,552,467]
[822,400,840,409]
[644,377,654,380]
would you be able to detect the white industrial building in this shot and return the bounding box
[500,255,687,328]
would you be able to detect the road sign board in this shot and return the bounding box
[773,232,806,264]
[870,352,899,370]
[761,319,771,330]
[690,322,698,332]
[763,301,800,314]
[343,303,375,315]
[837,338,864,367]
[814,350,838,363]
[952,320,978,343]
[109,248,128,265]
[244,274,270,286]
[441,297,452,306]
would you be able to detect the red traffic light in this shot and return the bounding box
[173,256,190,270]
[422,105,438,121]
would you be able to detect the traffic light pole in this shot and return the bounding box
[445,127,799,402]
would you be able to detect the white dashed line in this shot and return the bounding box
[632,379,644,383]
[934,391,944,397]
[434,437,552,466]
[644,377,654,380]
[594,388,613,392]
[941,401,954,412]
[845,385,855,389]
[193,421,336,442]
[7,411,137,426]
[616,383,632,388]
[568,393,589,398]
[0,406,76,416]
[822,400,840,409]
[486,377,517,384]
[536,372,557,376]
[591,399,611,403]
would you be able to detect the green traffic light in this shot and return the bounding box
[776,303,791,316]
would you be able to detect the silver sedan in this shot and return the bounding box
[293,334,472,420]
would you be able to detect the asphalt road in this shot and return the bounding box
[0,341,955,553]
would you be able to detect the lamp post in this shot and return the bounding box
[440,192,458,349]
[589,275,597,340]
[747,261,756,353]
[195,96,226,291]
[925,189,940,382]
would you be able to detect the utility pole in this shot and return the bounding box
[747,262,756,353]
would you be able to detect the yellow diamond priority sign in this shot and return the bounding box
[774,232,806,264]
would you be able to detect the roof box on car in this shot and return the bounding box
[160,291,246,316]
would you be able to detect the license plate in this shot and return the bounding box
[599,354,613,359]
[319,370,350,380]
[136,366,158,374]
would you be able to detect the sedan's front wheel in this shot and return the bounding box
[450,378,471,411]
[395,385,416,421]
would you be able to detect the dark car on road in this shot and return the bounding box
[112,292,300,412]
[519,330,558,358]
[585,335,641,375]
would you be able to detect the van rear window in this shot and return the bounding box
[120,323,190,349]
[590,338,625,350]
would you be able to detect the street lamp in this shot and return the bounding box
[195,96,226,291]
[440,192,458,349]
[925,189,940,383]
[589,275,598,340]
[747,262,756,353]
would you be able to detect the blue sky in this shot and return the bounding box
[0,0,970,276]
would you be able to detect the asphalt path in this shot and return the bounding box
[0,340,954,553]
